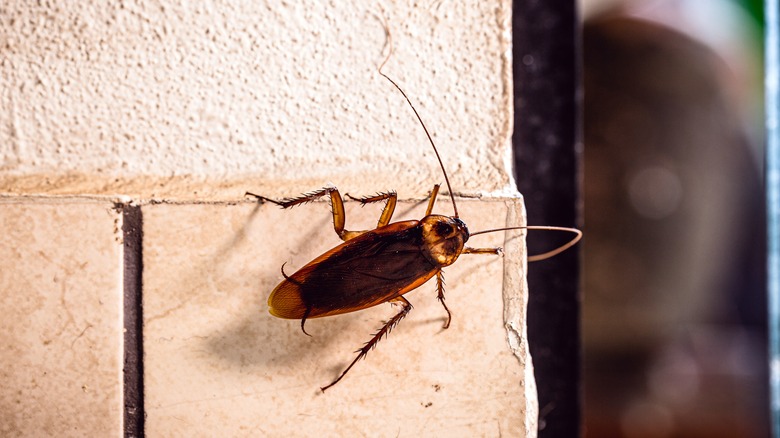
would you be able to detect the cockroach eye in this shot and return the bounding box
[454,218,469,241]
[434,222,454,237]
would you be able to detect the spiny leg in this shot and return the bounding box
[320,296,413,392]
[245,187,335,208]
[346,191,397,228]
[247,187,363,242]
[433,248,500,330]
[436,271,452,329]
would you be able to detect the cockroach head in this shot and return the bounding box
[420,216,469,267]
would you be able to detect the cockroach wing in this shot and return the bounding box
[268,220,440,319]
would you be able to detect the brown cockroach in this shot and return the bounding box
[247,28,581,392]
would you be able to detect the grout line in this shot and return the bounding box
[0,193,522,205]
[122,205,144,438]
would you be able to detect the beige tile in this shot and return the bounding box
[0,201,124,436]
[143,197,535,436]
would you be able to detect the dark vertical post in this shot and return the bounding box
[122,205,144,437]
[513,0,582,435]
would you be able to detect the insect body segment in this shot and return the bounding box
[266,217,438,320]
[419,215,469,266]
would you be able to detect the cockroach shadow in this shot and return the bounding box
[202,201,381,371]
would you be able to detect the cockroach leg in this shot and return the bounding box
[320,296,413,392]
[463,247,503,256]
[246,187,335,209]
[247,187,373,242]
[245,191,286,206]
[424,184,441,216]
[436,271,452,329]
[280,262,290,279]
[345,191,397,228]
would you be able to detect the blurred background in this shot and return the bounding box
[579,0,767,436]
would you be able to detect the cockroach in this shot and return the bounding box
[247,30,581,392]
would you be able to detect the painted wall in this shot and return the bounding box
[1,1,515,200]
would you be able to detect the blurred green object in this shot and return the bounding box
[737,0,764,28]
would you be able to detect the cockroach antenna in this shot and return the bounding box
[374,19,581,262]
[376,18,460,219]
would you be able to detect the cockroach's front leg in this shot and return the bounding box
[435,249,501,329]
[436,271,452,329]
[462,247,503,256]
[247,187,365,242]
[320,296,412,392]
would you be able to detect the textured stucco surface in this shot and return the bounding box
[0,1,513,200]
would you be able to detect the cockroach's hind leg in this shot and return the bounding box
[300,306,313,337]
[436,271,452,329]
[245,191,285,206]
[320,296,412,392]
